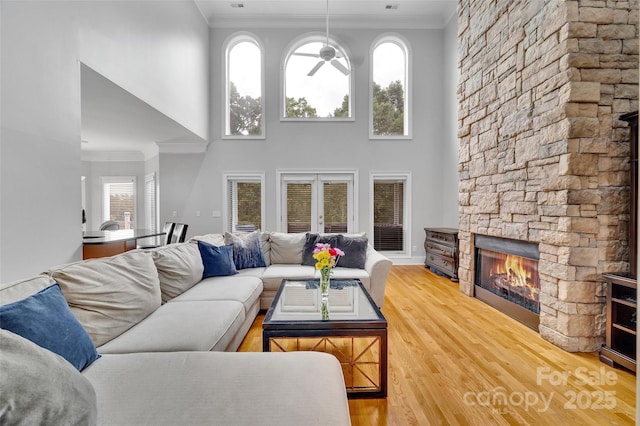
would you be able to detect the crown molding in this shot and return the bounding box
[207,14,451,30]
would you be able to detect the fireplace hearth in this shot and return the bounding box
[474,235,540,330]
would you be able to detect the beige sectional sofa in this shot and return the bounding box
[0,231,392,425]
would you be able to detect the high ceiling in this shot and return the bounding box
[81,1,458,160]
[194,0,457,29]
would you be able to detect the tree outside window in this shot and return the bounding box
[284,39,351,119]
[225,36,264,137]
[371,38,410,137]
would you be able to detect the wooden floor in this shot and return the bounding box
[238,265,637,425]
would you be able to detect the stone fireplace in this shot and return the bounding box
[457,0,638,351]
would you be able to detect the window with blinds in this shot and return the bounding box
[280,172,355,233]
[286,183,312,233]
[102,176,136,229]
[373,180,405,251]
[144,173,157,232]
[323,182,348,233]
[224,174,264,232]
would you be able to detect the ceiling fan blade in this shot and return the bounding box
[293,52,320,58]
[331,59,350,75]
[307,61,325,76]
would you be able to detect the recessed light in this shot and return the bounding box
[231,3,244,8]
[385,4,399,10]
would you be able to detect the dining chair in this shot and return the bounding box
[170,223,188,244]
[99,220,120,231]
[138,222,175,249]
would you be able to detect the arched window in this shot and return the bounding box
[283,34,352,120]
[224,33,264,138]
[370,34,411,138]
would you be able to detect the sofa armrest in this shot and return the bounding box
[364,245,392,308]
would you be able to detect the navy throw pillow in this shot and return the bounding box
[301,233,340,266]
[337,235,369,269]
[0,284,100,371]
[198,241,238,278]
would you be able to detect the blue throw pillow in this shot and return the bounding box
[198,241,238,278]
[224,231,267,269]
[0,284,100,371]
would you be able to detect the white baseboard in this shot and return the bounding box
[388,256,424,265]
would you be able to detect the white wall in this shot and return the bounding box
[0,1,209,281]
[441,14,461,226]
[159,26,460,261]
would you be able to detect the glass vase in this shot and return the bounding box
[320,270,330,320]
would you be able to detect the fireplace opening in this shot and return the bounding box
[474,235,540,330]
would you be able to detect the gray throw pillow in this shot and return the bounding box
[337,234,369,269]
[301,233,340,266]
[0,329,98,425]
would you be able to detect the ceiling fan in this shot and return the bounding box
[294,0,350,77]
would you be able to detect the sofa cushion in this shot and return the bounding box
[49,250,162,347]
[235,267,266,279]
[0,284,99,371]
[0,330,97,425]
[170,275,262,314]
[326,267,370,290]
[0,274,54,305]
[337,234,369,269]
[150,242,204,302]
[224,231,267,269]
[97,300,245,354]
[198,242,238,278]
[260,264,316,291]
[301,233,340,266]
[259,231,271,265]
[190,233,225,246]
[82,351,350,426]
[269,232,306,264]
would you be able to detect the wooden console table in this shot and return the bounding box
[424,228,459,281]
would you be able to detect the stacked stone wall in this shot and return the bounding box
[457,0,638,351]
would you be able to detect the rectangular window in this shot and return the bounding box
[102,176,136,230]
[224,173,265,232]
[371,173,410,255]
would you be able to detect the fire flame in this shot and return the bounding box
[492,254,539,294]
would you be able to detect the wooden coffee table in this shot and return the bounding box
[263,278,387,398]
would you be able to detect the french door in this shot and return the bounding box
[279,172,356,233]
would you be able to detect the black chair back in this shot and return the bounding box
[162,222,176,245]
[171,223,188,244]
